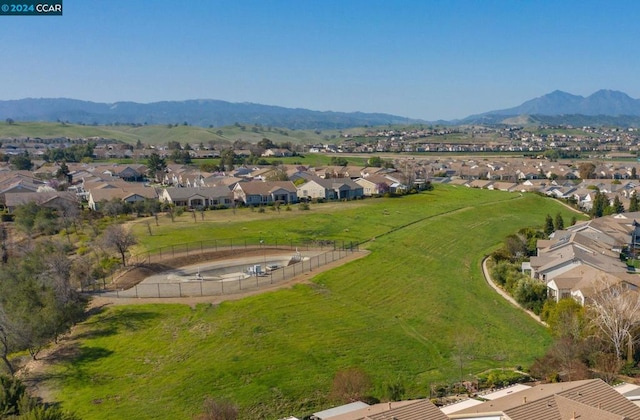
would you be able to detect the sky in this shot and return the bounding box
[2,0,640,121]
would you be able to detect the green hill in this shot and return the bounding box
[0,121,336,147]
[46,187,578,419]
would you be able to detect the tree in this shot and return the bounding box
[220,149,236,171]
[611,195,624,214]
[503,234,527,259]
[589,281,640,361]
[330,367,371,403]
[0,375,79,418]
[578,162,596,180]
[13,202,59,239]
[9,153,32,171]
[554,213,564,231]
[367,156,384,167]
[630,194,640,212]
[591,191,608,218]
[101,225,137,267]
[330,156,348,166]
[513,277,547,314]
[0,242,86,370]
[543,298,585,340]
[544,214,555,236]
[146,152,167,182]
[4,118,14,125]
[265,166,289,182]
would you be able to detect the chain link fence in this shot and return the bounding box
[91,239,360,299]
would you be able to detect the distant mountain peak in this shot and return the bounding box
[467,89,640,121]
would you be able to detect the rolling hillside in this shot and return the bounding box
[42,187,579,419]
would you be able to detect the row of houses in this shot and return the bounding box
[525,212,640,305]
[446,177,640,213]
[291,378,640,420]
[0,160,414,212]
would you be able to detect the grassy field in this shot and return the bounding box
[47,187,585,419]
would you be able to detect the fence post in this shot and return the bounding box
[157,283,161,298]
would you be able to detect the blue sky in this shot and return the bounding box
[2,0,640,120]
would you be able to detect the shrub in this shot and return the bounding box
[477,369,530,388]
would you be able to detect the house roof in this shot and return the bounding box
[450,379,640,420]
[162,186,231,200]
[320,399,447,420]
[365,399,447,420]
[235,180,297,195]
[89,185,157,202]
[5,191,78,209]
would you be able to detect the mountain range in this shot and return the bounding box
[462,89,640,126]
[0,98,415,130]
[3,90,640,129]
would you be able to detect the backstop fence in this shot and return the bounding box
[90,239,361,299]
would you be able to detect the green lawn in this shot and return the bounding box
[48,187,584,419]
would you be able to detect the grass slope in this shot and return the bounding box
[50,188,582,419]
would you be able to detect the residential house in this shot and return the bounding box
[297,176,363,200]
[160,186,233,209]
[233,181,298,205]
[447,379,640,420]
[5,191,79,213]
[113,164,147,182]
[0,171,46,205]
[311,399,447,420]
[261,148,293,157]
[87,183,158,211]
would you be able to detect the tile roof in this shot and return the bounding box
[451,379,640,420]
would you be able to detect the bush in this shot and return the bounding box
[477,369,530,388]
[513,277,547,314]
[299,203,310,211]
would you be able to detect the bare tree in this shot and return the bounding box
[588,280,640,361]
[102,224,137,267]
[330,367,371,403]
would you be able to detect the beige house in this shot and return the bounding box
[160,186,233,209]
[297,176,364,200]
[233,181,298,205]
[87,184,158,211]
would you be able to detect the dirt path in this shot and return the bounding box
[481,257,547,327]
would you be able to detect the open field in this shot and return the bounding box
[42,187,586,419]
